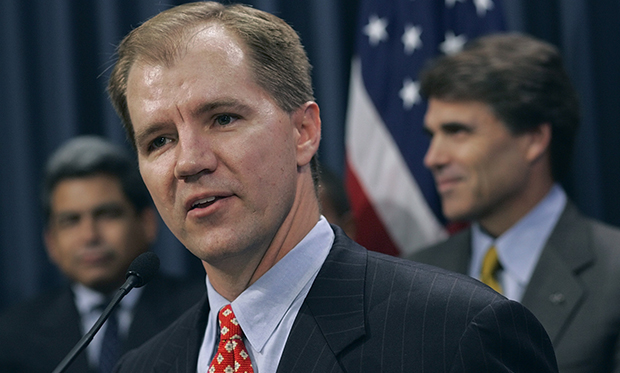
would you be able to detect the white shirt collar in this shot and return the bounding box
[471,184,566,298]
[72,280,144,368]
[73,281,142,315]
[205,216,334,352]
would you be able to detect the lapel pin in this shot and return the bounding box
[549,292,566,305]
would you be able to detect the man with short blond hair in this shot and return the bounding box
[108,3,558,372]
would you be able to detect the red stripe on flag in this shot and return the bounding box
[345,161,400,257]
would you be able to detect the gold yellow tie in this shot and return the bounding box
[481,245,503,294]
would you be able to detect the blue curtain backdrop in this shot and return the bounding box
[1,0,618,311]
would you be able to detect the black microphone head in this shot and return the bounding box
[126,252,160,288]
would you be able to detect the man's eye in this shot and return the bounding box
[56,215,80,228]
[95,207,125,220]
[149,136,170,150]
[442,123,471,136]
[215,114,236,126]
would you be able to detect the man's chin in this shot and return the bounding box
[83,275,126,294]
[442,206,475,224]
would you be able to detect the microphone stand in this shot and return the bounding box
[51,275,141,373]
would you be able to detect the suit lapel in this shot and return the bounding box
[125,279,161,351]
[151,296,210,373]
[125,276,185,351]
[38,287,93,373]
[275,303,346,373]
[521,203,593,343]
[277,227,366,373]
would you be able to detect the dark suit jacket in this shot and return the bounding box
[114,226,557,372]
[410,202,620,373]
[0,273,204,373]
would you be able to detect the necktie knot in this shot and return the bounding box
[209,305,254,373]
[481,245,503,294]
[219,306,244,340]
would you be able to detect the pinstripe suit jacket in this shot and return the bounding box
[409,203,620,373]
[114,226,558,372]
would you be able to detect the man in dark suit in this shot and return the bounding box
[408,33,620,372]
[0,136,204,373]
[106,3,558,372]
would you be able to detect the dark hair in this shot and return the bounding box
[420,33,580,182]
[42,136,152,222]
[107,1,319,189]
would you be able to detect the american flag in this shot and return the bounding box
[345,0,506,257]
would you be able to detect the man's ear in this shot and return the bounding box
[525,122,552,163]
[293,101,321,167]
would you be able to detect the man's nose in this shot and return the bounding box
[174,129,218,180]
[80,215,101,244]
[423,136,447,171]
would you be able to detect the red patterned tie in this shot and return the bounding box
[208,304,254,373]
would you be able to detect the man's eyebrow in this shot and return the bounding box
[440,121,471,130]
[92,201,126,212]
[53,210,80,218]
[191,99,252,117]
[134,122,170,148]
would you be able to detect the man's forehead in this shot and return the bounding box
[51,175,125,201]
[125,28,250,112]
[427,99,498,120]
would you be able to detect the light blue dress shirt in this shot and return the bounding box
[73,283,142,369]
[196,216,334,373]
[469,184,567,301]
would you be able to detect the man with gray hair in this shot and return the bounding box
[0,135,203,373]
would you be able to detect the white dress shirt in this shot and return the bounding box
[196,216,334,373]
[469,184,567,301]
[73,283,142,369]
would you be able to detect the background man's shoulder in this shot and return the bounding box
[406,229,471,273]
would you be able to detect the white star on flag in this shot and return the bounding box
[474,0,494,16]
[445,0,466,8]
[439,31,467,54]
[363,15,389,46]
[399,78,420,109]
[402,24,423,55]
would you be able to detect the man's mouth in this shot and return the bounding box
[81,251,114,266]
[190,196,217,210]
[435,177,462,193]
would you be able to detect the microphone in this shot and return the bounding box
[52,252,160,373]
[123,251,160,289]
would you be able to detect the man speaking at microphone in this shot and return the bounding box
[0,136,203,373]
[107,2,558,372]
